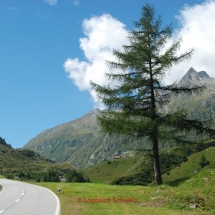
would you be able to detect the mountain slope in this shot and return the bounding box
[24,109,145,168]
[82,140,215,185]
[0,142,74,179]
[167,68,215,124]
[23,68,215,168]
[162,145,215,186]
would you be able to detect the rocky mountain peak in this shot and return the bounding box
[79,108,101,119]
[178,67,213,87]
[198,71,210,79]
[185,67,199,81]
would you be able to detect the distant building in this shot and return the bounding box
[113,155,121,159]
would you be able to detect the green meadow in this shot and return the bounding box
[83,155,143,184]
[36,146,215,215]
[39,172,214,215]
[1,143,215,214]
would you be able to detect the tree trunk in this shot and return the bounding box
[149,53,162,185]
[152,137,163,185]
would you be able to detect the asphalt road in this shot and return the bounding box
[0,179,60,215]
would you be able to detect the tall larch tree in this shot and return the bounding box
[90,4,215,185]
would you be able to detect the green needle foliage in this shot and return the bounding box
[90,4,215,185]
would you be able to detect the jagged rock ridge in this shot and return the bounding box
[178,67,215,86]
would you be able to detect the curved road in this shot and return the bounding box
[0,179,60,215]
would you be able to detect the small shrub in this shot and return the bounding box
[199,155,210,168]
[66,170,87,182]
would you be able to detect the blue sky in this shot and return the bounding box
[0,0,214,148]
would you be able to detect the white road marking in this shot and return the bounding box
[0,180,59,214]
[0,186,5,195]
[43,187,61,215]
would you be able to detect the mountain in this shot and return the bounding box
[23,68,215,168]
[167,67,215,123]
[23,109,144,169]
[178,67,213,86]
[0,141,74,179]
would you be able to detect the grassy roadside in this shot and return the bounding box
[37,174,214,215]
[2,143,215,214]
[33,147,215,215]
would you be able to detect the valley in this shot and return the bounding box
[0,68,215,214]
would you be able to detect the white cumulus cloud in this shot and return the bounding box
[44,0,57,6]
[64,0,215,108]
[164,0,215,84]
[64,14,128,109]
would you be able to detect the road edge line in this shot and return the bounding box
[44,187,61,215]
